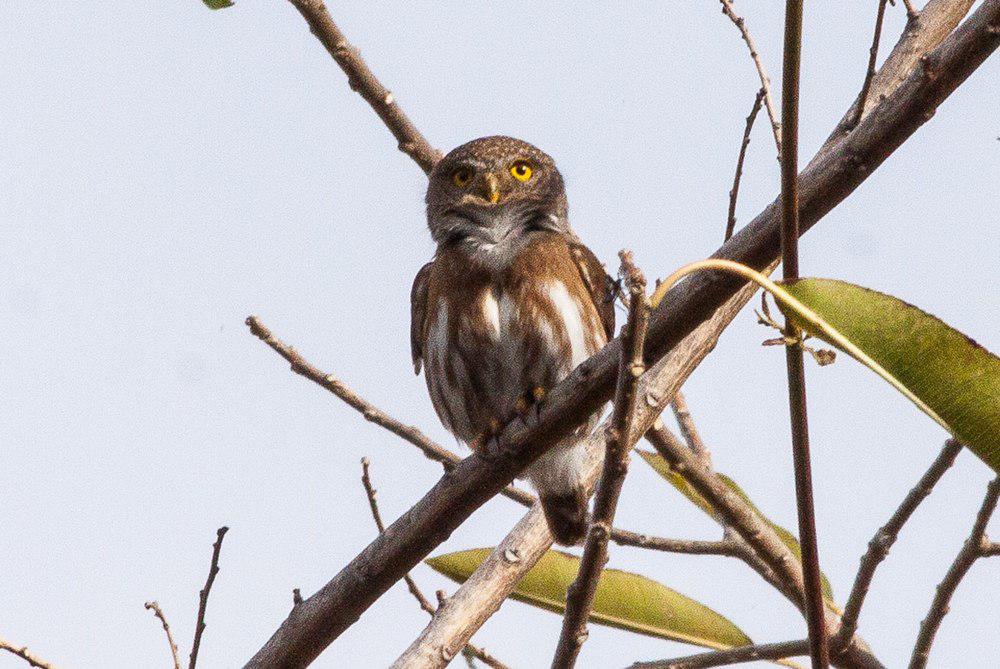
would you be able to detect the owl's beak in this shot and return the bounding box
[480,173,501,204]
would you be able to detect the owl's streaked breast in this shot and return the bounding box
[422,235,606,445]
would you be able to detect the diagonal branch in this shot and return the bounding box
[391,275,771,669]
[0,638,57,669]
[145,601,182,669]
[552,253,650,669]
[717,0,782,155]
[908,476,1000,669]
[835,439,963,646]
[360,458,510,669]
[284,0,441,173]
[246,4,1000,665]
[190,526,228,669]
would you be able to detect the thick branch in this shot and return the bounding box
[190,527,228,669]
[835,439,963,645]
[552,254,649,669]
[909,477,1000,669]
[145,601,182,669]
[360,459,510,669]
[392,276,766,669]
[284,0,441,172]
[815,0,976,159]
[630,639,809,669]
[246,5,1000,665]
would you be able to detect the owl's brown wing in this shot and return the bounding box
[569,242,616,341]
[410,260,434,375]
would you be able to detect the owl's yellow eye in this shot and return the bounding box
[510,161,533,182]
[453,169,472,188]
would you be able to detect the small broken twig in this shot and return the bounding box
[145,601,182,669]
[726,88,765,241]
[852,0,891,128]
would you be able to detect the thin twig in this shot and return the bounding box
[909,477,1000,669]
[779,2,828,665]
[552,252,649,669]
[360,458,510,669]
[145,601,182,669]
[984,542,1000,557]
[284,0,440,172]
[852,0,891,128]
[835,440,963,646]
[902,0,919,21]
[671,390,710,464]
[718,0,782,155]
[247,5,1000,661]
[189,526,228,669]
[244,315,536,508]
[609,528,739,556]
[725,88,765,241]
[0,638,56,669]
[630,638,809,669]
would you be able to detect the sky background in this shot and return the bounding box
[2,1,998,667]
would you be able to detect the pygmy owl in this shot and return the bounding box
[410,136,614,545]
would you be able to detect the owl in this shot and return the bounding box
[410,136,615,545]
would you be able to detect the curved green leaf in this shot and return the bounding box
[780,279,1000,472]
[638,450,835,603]
[203,0,234,9]
[427,548,750,651]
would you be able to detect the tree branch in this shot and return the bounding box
[552,253,649,669]
[835,439,963,646]
[717,0,782,155]
[630,638,809,669]
[360,458,510,669]
[671,390,711,463]
[391,276,768,669]
[190,526,228,669]
[246,4,1000,664]
[284,0,441,173]
[145,601,182,669]
[909,477,1000,669]
[725,89,765,242]
[815,0,977,159]
[0,638,56,669]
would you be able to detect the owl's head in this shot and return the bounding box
[425,136,570,258]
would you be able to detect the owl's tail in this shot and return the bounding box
[540,488,588,546]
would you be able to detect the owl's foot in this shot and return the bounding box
[469,417,502,452]
[513,386,548,424]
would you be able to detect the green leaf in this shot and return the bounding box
[427,548,751,651]
[638,451,836,603]
[780,279,1000,472]
[202,0,234,9]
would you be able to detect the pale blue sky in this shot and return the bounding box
[2,2,998,667]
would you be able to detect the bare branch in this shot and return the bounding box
[717,0,782,155]
[553,252,650,669]
[836,439,963,646]
[671,390,710,463]
[609,528,739,556]
[392,275,768,669]
[0,638,57,669]
[852,0,891,129]
[246,5,1000,663]
[984,542,1000,557]
[815,0,977,159]
[909,477,1000,669]
[284,0,441,173]
[145,601,182,669]
[360,459,510,669]
[244,315,536,509]
[630,638,809,669]
[778,1,829,664]
[725,89,765,242]
[190,526,228,669]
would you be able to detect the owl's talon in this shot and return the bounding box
[532,386,547,403]
[470,417,503,452]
